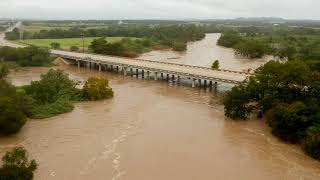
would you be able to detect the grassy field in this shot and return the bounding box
[15,37,135,50]
[23,24,110,32]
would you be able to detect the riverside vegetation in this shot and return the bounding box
[0,147,37,180]
[217,27,320,60]
[220,27,320,160]
[0,48,113,180]
[223,60,320,160]
[6,24,205,57]
[0,46,114,136]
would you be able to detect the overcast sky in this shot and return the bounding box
[0,0,319,20]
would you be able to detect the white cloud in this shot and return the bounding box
[0,0,319,20]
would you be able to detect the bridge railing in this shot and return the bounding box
[51,51,253,76]
[52,53,246,84]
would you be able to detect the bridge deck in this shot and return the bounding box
[52,50,249,84]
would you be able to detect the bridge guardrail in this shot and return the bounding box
[51,51,253,76]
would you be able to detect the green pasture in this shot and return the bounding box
[15,37,136,50]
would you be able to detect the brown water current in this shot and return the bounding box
[140,33,273,71]
[1,34,320,180]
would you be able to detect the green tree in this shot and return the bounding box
[50,42,61,49]
[223,85,252,119]
[0,80,30,135]
[0,46,51,67]
[265,102,312,142]
[211,60,220,69]
[172,42,187,51]
[90,38,108,54]
[303,126,320,160]
[70,46,79,52]
[234,39,269,58]
[0,147,38,180]
[0,63,9,79]
[27,69,79,104]
[82,77,114,101]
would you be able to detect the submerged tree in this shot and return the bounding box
[211,60,220,69]
[0,147,38,180]
[82,77,114,101]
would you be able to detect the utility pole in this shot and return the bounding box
[81,33,85,53]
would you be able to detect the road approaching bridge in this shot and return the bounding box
[1,23,250,87]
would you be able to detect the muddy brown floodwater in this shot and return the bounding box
[139,33,275,72]
[1,34,320,180]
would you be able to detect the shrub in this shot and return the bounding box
[0,80,30,135]
[0,147,37,180]
[82,77,114,101]
[211,60,220,69]
[172,42,187,51]
[30,97,74,119]
[303,126,320,160]
[0,63,9,79]
[70,46,79,52]
[50,42,61,49]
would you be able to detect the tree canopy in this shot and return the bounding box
[223,60,320,160]
[82,77,114,101]
[0,147,37,180]
[0,46,51,66]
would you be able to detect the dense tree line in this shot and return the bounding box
[0,46,51,66]
[22,25,205,52]
[223,60,320,160]
[217,27,320,60]
[90,38,151,57]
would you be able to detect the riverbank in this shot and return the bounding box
[1,66,320,180]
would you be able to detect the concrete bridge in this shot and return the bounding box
[51,50,250,87]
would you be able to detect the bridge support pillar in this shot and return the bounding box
[123,67,127,76]
[130,68,133,76]
[172,75,175,81]
[192,79,196,88]
[147,71,150,78]
[214,82,218,91]
[154,72,158,80]
[204,80,207,87]
[77,61,80,69]
[136,69,139,77]
[161,73,164,80]
[87,62,90,69]
[110,65,113,71]
[198,79,201,87]
[166,74,169,81]
[116,66,119,72]
[142,70,145,78]
[98,64,101,71]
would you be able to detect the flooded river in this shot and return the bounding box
[140,33,273,72]
[1,34,320,180]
